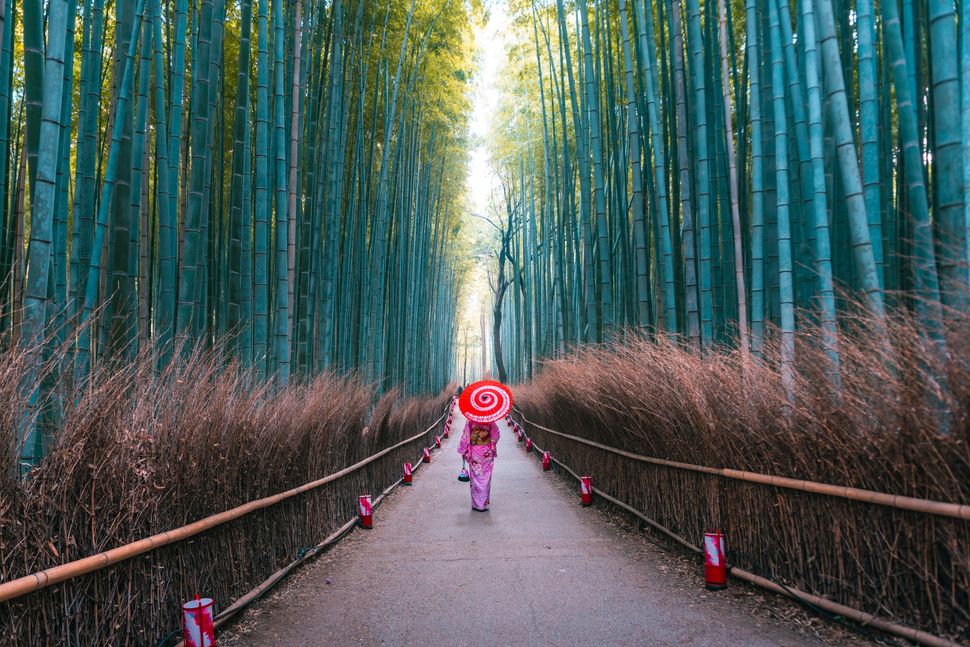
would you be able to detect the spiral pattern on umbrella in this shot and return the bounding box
[459,380,513,423]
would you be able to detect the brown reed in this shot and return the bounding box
[514,304,970,642]
[0,345,452,646]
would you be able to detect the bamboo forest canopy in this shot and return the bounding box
[483,0,970,384]
[5,0,970,467]
[0,0,478,464]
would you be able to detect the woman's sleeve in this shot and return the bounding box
[458,421,471,457]
[490,422,500,456]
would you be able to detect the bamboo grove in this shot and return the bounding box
[490,0,970,387]
[0,0,474,468]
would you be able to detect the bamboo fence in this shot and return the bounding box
[512,408,969,643]
[510,412,970,647]
[0,377,455,645]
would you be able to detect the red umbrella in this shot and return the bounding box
[459,380,513,423]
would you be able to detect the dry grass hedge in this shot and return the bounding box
[0,346,452,645]
[514,306,970,642]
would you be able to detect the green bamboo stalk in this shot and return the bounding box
[200,0,226,344]
[774,0,814,311]
[51,0,78,343]
[227,0,254,359]
[240,86,254,369]
[151,0,175,359]
[715,0,747,354]
[555,0,593,344]
[634,0,677,335]
[22,0,43,199]
[880,0,945,328]
[667,0,699,348]
[800,0,840,384]
[321,0,346,369]
[964,0,970,292]
[813,0,885,319]
[618,0,649,328]
[107,0,136,358]
[127,9,153,353]
[18,0,72,468]
[369,0,416,386]
[167,0,188,237]
[253,0,271,379]
[75,0,146,380]
[927,0,967,309]
[744,0,764,358]
[287,0,302,346]
[684,0,714,349]
[579,1,611,341]
[768,0,795,400]
[857,0,882,288]
[0,0,13,336]
[272,0,290,383]
[177,0,216,349]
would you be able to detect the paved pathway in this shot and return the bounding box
[225,411,859,647]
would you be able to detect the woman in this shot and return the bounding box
[457,419,500,511]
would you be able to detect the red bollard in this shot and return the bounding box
[580,476,593,506]
[525,438,533,452]
[358,495,373,529]
[423,447,431,463]
[435,435,442,448]
[443,426,449,439]
[403,462,413,485]
[703,531,727,590]
[542,452,551,471]
[182,596,215,647]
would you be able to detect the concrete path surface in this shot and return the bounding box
[223,411,868,647]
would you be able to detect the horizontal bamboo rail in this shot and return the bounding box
[515,410,970,521]
[0,409,448,604]
[513,415,965,647]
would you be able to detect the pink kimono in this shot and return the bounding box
[458,420,500,511]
